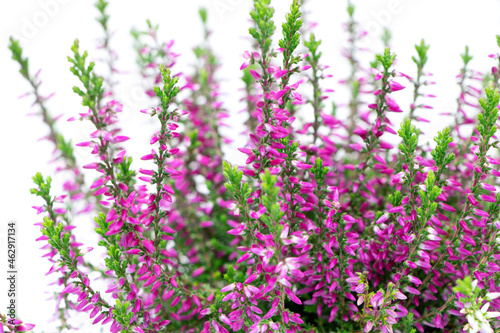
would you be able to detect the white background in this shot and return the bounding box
[1,0,500,331]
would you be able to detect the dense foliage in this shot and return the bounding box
[4,1,500,332]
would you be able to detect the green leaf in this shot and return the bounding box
[376,47,396,69]
[199,7,207,24]
[461,46,473,66]
[347,1,355,17]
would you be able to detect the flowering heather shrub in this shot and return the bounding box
[5,0,500,332]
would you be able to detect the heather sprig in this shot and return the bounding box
[248,0,277,125]
[8,38,28,80]
[131,20,178,99]
[9,37,69,160]
[168,8,233,278]
[95,0,118,93]
[95,0,110,38]
[491,35,500,87]
[69,40,135,201]
[153,65,179,113]
[31,173,74,331]
[249,0,276,62]
[67,42,165,331]
[32,173,110,331]
[453,46,482,141]
[475,83,499,176]
[368,47,399,133]
[430,126,456,184]
[397,118,421,215]
[257,170,290,329]
[303,33,326,144]
[344,1,362,139]
[186,7,226,167]
[148,64,179,259]
[9,38,92,213]
[69,40,105,111]
[349,48,401,213]
[41,216,112,309]
[408,39,432,122]
[221,165,307,332]
[278,0,302,69]
[277,0,303,113]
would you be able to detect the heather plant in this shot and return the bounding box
[5,0,500,333]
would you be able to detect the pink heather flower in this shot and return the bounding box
[249,69,262,80]
[486,156,500,165]
[274,69,287,78]
[467,193,478,206]
[473,208,489,217]
[16,323,36,332]
[408,275,422,286]
[491,168,500,177]
[113,135,129,143]
[388,205,404,214]
[236,252,251,263]
[291,160,313,170]
[384,125,397,135]
[405,286,421,295]
[346,276,361,283]
[349,143,363,152]
[389,80,405,91]
[192,267,205,277]
[371,68,383,81]
[353,126,368,138]
[284,287,302,304]
[200,220,214,227]
[370,291,384,307]
[406,260,418,269]
[83,162,100,169]
[76,141,93,147]
[343,214,357,223]
[479,194,496,202]
[200,308,212,316]
[141,153,156,160]
[142,239,155,254]
[481,183,496,191]
[379,141,394,149]
[394,290,407,300]
[240,61,249,70]
[355,283,366,293]
[164,165,181,176]
[385,98,403,112]
[439,203,456,212]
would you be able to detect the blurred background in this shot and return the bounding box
[1,0,500,331]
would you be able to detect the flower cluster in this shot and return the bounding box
[5,0,500,332]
